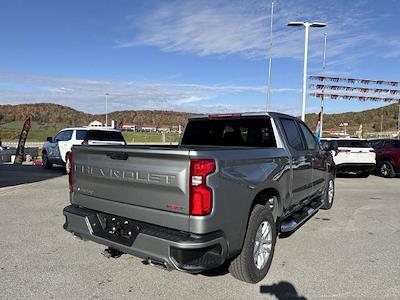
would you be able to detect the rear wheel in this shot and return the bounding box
[229,204,276,283]
[378,161,395,178]
[321,176,334,210]
[42,152,52,169]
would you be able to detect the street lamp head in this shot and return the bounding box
[288,21,327,28]
[287,21,305,27]
[310,22,327,28]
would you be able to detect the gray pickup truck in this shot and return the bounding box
[63,112,336,283]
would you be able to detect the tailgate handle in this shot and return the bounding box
[107,153,129,160]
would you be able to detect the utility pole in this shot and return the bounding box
[266,2,274,111]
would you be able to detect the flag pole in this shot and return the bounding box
[266,2,274,111]
[397,99,400,139]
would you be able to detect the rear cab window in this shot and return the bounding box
[336,140,371,148]
[181,117,276,147]
[87,130,125,143]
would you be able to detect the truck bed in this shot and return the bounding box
[70,144,288,233]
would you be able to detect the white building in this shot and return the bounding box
[157,126,171,133]
[88,120,103,127]
[121,124,136,131]
[141,125,157,132]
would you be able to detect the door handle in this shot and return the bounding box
[107,153,129,160]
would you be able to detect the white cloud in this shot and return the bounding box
[116,0,394,63]
[0,72,300,114]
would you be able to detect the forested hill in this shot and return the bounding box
[0,103,191,127]
[0,102,398,133]
[305,102,399,132]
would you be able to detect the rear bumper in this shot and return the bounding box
[336,163,376,174]
[63,205,227,273]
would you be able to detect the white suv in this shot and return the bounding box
[42,127,126,173]
[321,138,376,177]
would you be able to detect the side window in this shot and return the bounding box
[392,140,400,149]
[54,131,64,142]
[281,118,305,151]
[75,130,87,140]
[371,140,382,149]
[62,130,73,141]
[298,123,317,150]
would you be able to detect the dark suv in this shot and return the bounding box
[368,139,400,177]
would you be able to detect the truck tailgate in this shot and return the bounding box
[71,145,190,231]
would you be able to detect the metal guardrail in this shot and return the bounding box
[2,142,43,148]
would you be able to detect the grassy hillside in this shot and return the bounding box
[0,121,71,141]
[0,103,192,141]
[0,102,399,141]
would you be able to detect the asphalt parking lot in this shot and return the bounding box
[0,165,399,299]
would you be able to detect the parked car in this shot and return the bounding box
[42,127,126,173]
[63,112,336,283]
[320,138,375,177]
[368,139,400,177]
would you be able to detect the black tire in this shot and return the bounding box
[42,152,52,169]
[229,204,277,283]
[378,161,395,178]
[321,175,334,210]
[359,172,370,178]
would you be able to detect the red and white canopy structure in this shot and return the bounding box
[309,76,400,87]
[309,75,400,138]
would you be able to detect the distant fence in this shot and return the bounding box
[2,142,43,148]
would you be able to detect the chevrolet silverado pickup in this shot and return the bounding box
[63,112,336,283]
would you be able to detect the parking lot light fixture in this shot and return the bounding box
[288,21,327,121]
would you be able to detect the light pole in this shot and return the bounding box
[105,93,109,127]
[288,21,327,121]
[320,33,328,138]
[266,2,274,111]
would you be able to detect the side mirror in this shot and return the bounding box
[46,137,53,143]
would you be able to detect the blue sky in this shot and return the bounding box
[0,0,399,115]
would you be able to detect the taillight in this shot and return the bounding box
[189,159,216,216]
[68,152,73,192]
[208,113,242,119]
[81,139,88,145]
